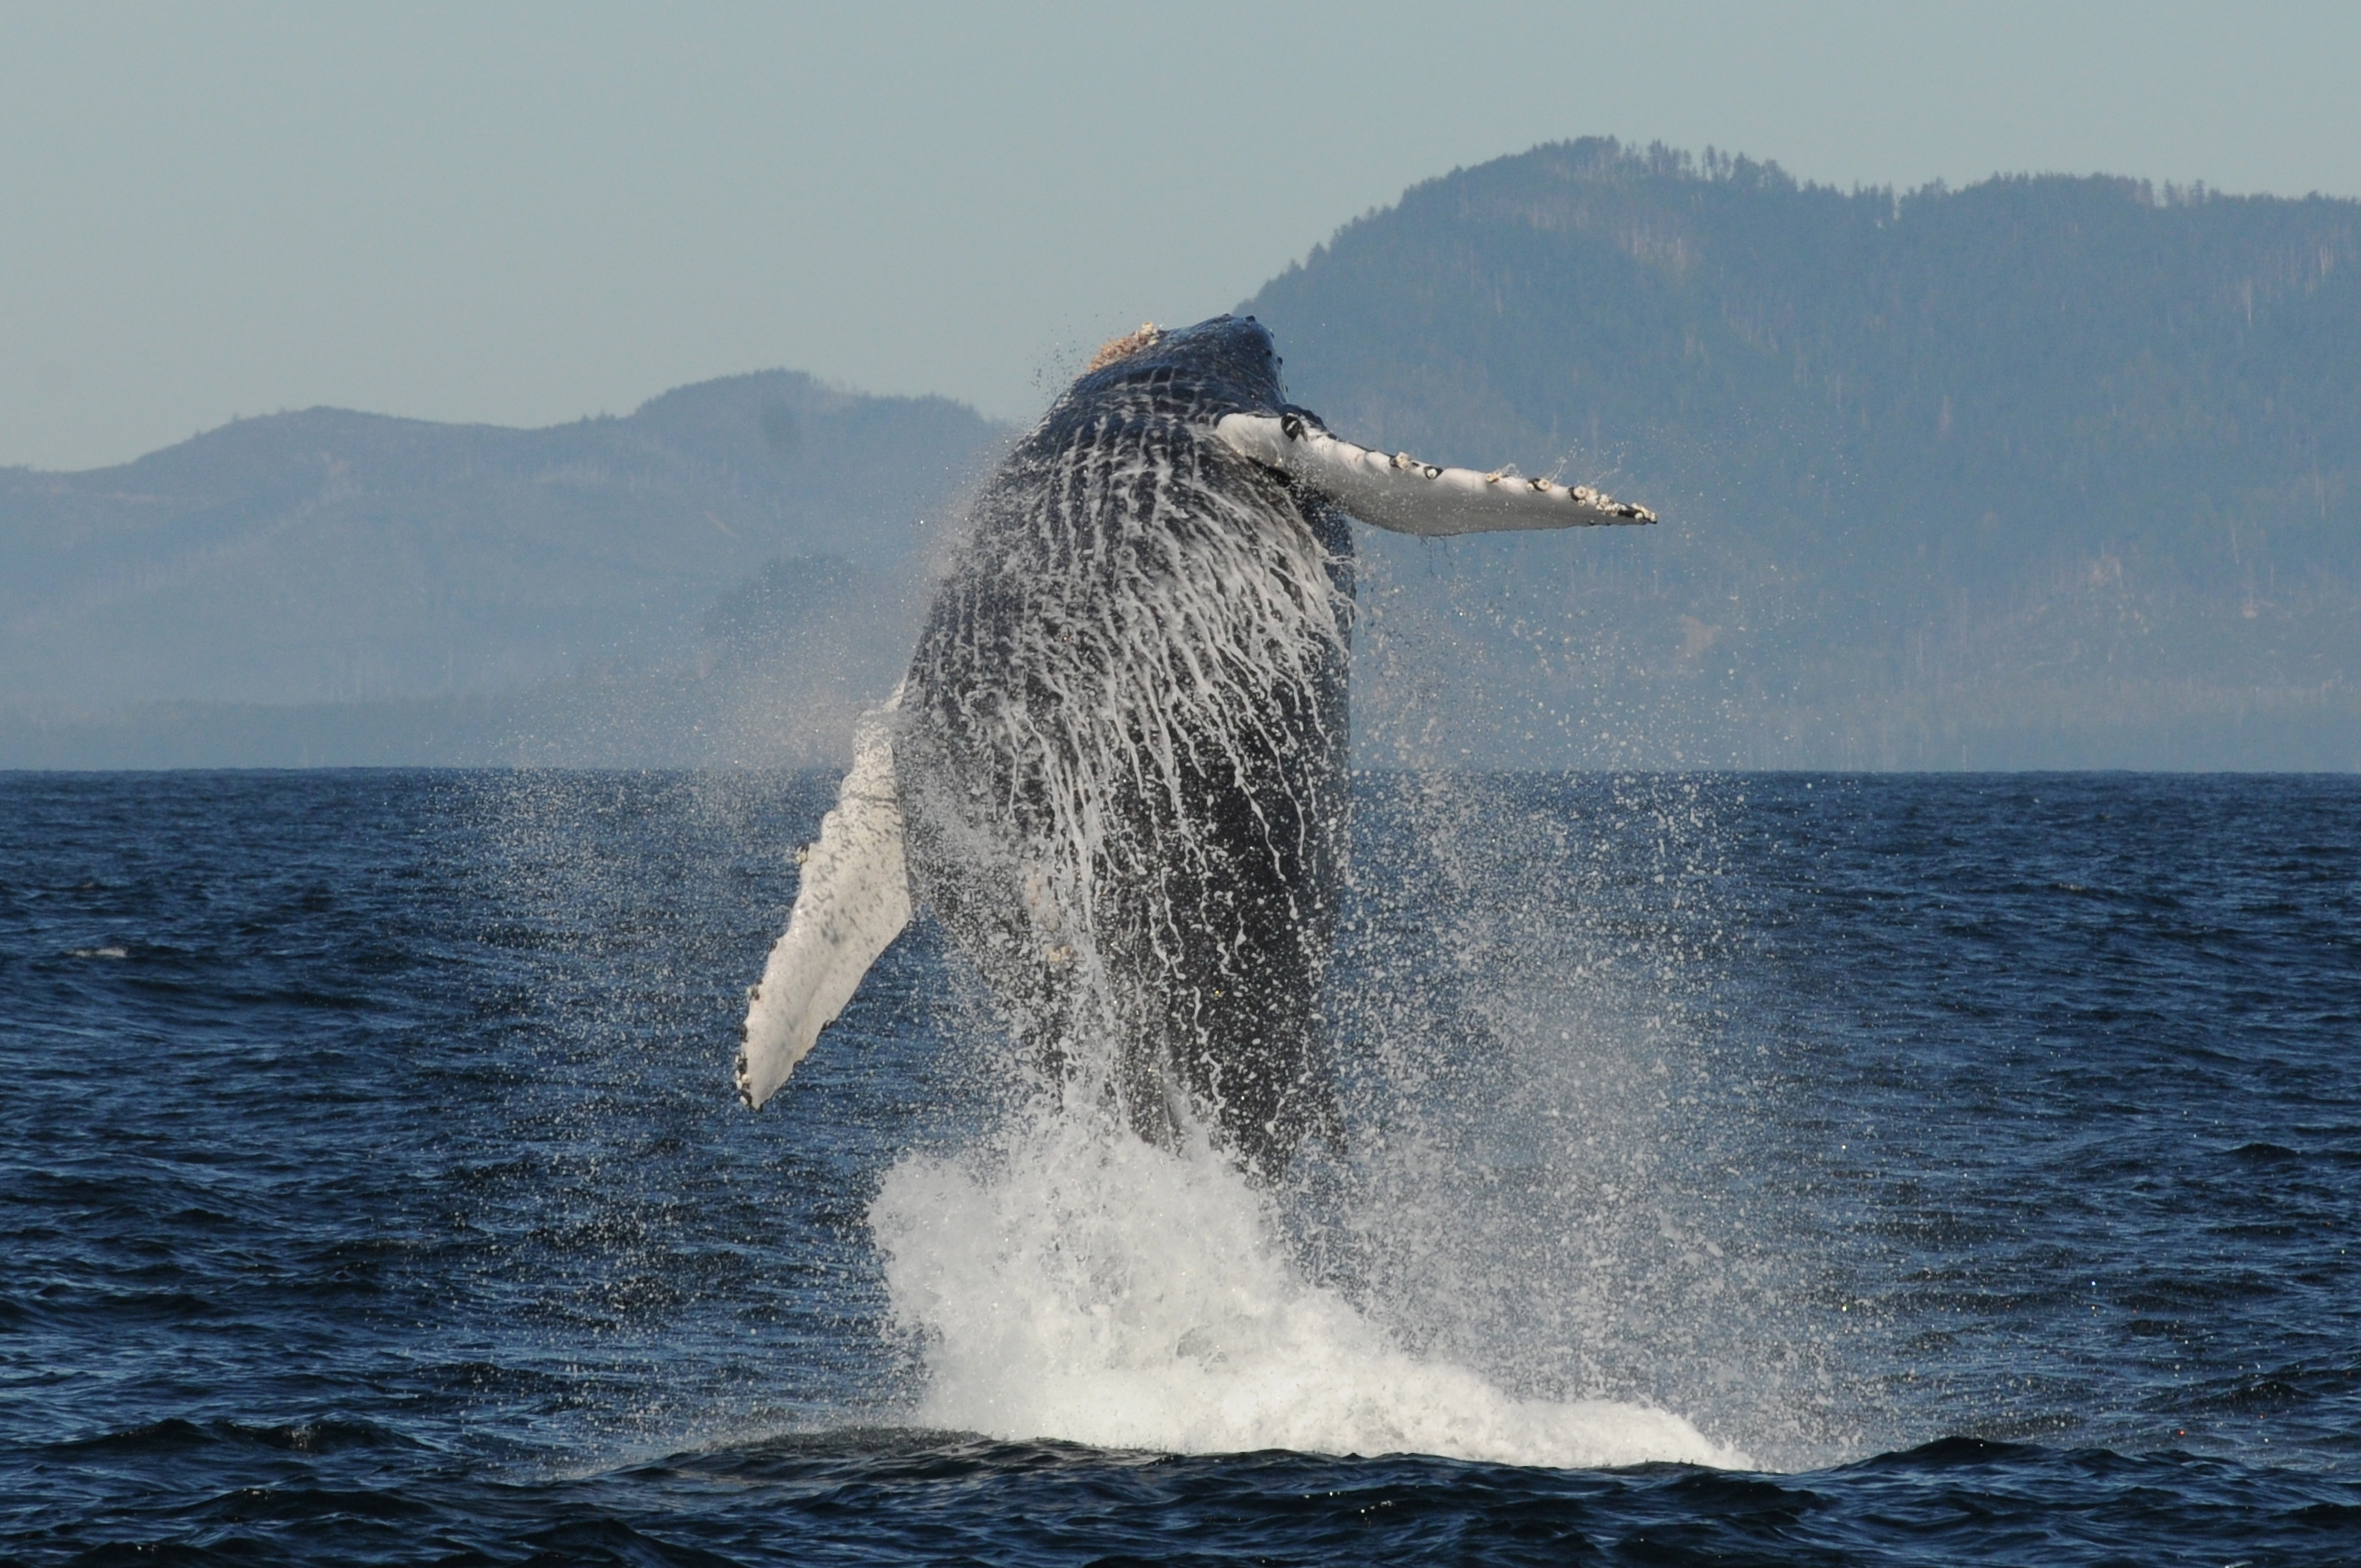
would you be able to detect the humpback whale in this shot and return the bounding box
[735,315,1653,1175]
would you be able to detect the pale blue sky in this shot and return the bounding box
[4,1,2357,470]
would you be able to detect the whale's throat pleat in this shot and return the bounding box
[901,381,1351,1172]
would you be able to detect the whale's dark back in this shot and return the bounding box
[899,318,1351,1174]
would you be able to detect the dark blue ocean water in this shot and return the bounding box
[4,769,2357,1564]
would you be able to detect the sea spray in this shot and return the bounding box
[870,1111,1750,1468]
[1323,770,1842,1465]
[862,772,1829,1470]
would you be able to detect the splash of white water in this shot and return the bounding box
[871,1118,1750,1469]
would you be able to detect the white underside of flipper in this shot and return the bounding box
[1214,411,1656,535]
[735,687,912,1110]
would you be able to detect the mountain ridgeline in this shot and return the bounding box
[5,138,2357,768]
[0,373,1001,765]
[1249,139,2361,767]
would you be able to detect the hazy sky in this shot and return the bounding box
[5,1,2358,471]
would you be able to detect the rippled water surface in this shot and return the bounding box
[4,769,2357,1564]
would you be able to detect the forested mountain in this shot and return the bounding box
[0,374,999,765]
[1248,139,2361,766]
[6,137,2356,767]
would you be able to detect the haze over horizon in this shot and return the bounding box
[6,1,2361,471]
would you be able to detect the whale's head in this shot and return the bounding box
[1040,313,1659,534]
[1063,314,1288,423]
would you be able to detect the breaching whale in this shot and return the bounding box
[734,315,1653,1175]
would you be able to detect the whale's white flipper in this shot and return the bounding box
[1214,411,1656,535]
[735,690,911,1110]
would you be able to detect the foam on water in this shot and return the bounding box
[871,1114,1750,1469]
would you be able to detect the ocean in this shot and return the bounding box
[4,768,2356,1564]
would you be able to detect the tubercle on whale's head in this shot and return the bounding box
[1086,323,1163,372]
[1066,314,1289,416]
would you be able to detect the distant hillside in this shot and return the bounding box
[0,373,1003,767]
[0,373,1002,759]
[1247,139,2361,767]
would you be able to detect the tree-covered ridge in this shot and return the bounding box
[1248,139,2361,765]
[1271,137,2359,547]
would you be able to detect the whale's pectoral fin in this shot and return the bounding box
[735,691,911,1110]
[1214,411,1657,536]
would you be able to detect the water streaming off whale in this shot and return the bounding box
[742,316,1657,1172]
[723,319,1788,1466]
